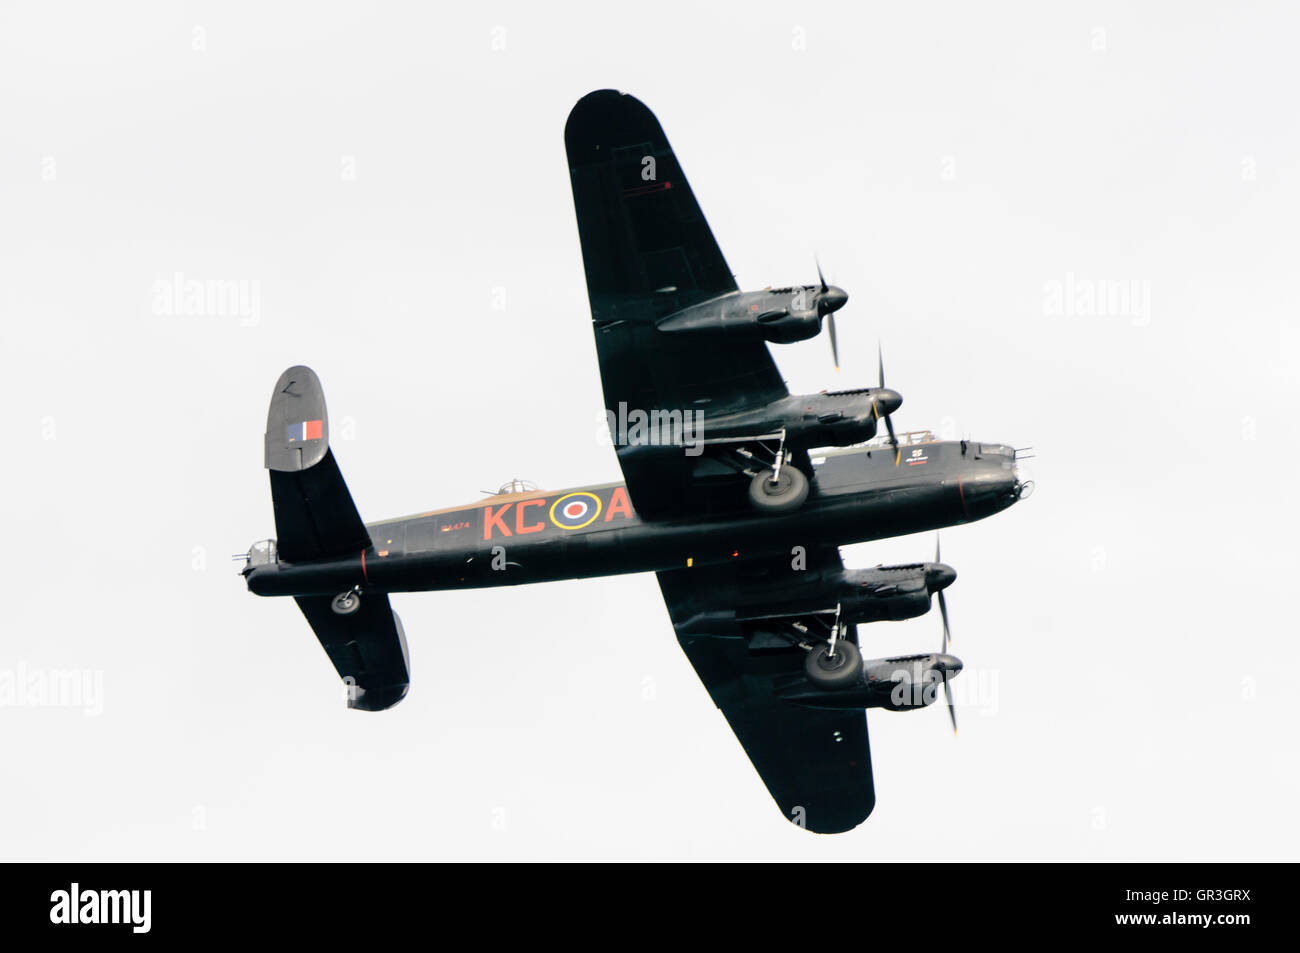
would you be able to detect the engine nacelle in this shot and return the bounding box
[785,389,892,448]
[655,286,844,345]
[695,388,903,451]
[777,652,963,712]
[734,563,951,627]
[866,654,951,711]
[837,568,933,623]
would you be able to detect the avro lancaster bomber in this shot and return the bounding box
[241,90,1030,833]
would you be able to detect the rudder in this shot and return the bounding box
[264,365,371,563]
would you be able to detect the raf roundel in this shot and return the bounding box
[549,492,602,530]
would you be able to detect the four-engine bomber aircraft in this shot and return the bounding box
[241,90,1030,833]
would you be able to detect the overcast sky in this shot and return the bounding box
[1,1,1296,860]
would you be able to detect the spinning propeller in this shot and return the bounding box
[871,345,900,452]
[813,258,848,370]
[934,535,958,734]
[936,535,951,653]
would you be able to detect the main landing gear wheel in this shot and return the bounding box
[331,589,362,616]
[749,466,809,514]
[804,640,863,689]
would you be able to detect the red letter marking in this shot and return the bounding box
[605,486,635,522]
[516,498,546,535]
[483,503,513,540]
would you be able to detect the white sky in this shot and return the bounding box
[1,1,1296,860]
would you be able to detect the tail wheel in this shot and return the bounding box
[749,466,809,514]
[804,640,863,689]
[331,590,362,616]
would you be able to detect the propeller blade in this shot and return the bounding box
[944,675,957,734]
[874,342,899,454]
[828,313,840,370]
[816,256,828,293]
[935,534,941,564]
[879,344,896,443]
[938,589,951,651]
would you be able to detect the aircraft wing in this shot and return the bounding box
[566,90,791,517]
[656,547,876,834]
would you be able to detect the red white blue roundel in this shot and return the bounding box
[549,492,602,530]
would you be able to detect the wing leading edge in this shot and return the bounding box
[565,90,787,412]
[565,90,790,518]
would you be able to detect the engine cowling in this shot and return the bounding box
[655,286,843,345]
[784,390,895,448]
[777,652,963,711]
[734,564,947,626]
[837,569,932,623]
[866,653,963,711]
[690,388,903,451]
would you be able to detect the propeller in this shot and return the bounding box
[828,314,840,370]
[941,660,957,734]
[813,258,848,370]
[872,345,899,451]
[934,534,957,733]
[936,536,951,652]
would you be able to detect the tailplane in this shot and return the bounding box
[293,593,410,711]
[260,365,410,710]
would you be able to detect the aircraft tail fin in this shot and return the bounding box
[264,365,371,563]
[262,365,410,711]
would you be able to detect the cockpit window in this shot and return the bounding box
[982,443,1014,457]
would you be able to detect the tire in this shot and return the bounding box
[749,466,809,515]
[331,590,361,616]
[804,640,863,690]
